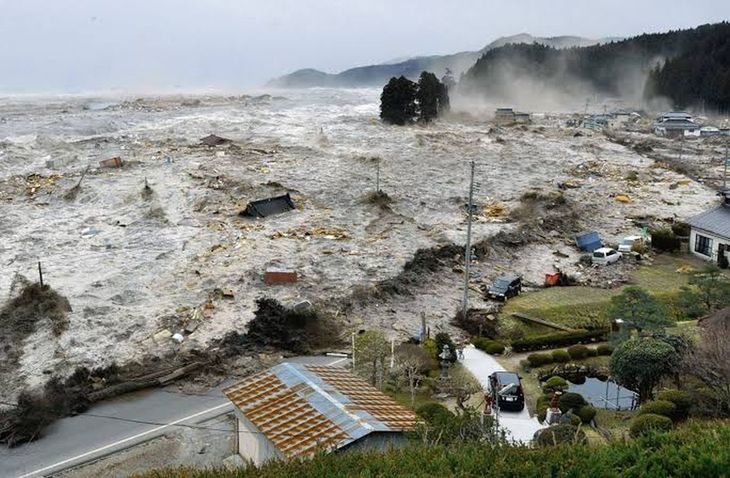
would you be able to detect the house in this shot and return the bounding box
[687,190,730,265]
[654,112,699,137]
[495,108,531,124]
[223,363,418,465]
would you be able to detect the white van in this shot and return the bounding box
[592,247,622,265]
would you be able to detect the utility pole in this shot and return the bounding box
[462,160,475,319]
[38,261,44,286]
[351,332,356,369]
[722,144,730,192]
[376,161,380,193]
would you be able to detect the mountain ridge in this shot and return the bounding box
[267,33,620,88]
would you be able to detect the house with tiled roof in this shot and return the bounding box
[687,189,730,266]
[223,363,418,465]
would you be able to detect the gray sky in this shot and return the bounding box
[1,0,729,94]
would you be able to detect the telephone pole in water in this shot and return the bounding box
[462,161,475,319]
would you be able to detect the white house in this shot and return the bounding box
[687,190,730,265]
[654,111,700,138]
[223,362,418,466]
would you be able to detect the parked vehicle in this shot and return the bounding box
[488,371,525,411]
[617,235,649,253]
[592,247,622,265]
[487,275,522,301]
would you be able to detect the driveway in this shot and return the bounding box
[460,345,545,443]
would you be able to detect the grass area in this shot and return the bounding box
[594,409,636,441]
[502,254,703,332]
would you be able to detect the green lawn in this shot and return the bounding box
[501,254,704,332]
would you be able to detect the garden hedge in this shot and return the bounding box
[511,329,608,352]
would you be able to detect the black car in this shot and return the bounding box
[487,275,522,301]
[488,371,525,412]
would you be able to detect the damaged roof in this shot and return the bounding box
[687,205,730,238]
[199,134,231,146]
[223,363,418,459]
[240,193,296,218]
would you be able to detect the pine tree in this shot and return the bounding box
[380,76,417,125]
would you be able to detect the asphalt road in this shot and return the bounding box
[0,355,348,478]
[460,345,545,443]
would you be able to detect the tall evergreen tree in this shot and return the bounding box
[416,71,449,122]
[380,76,418,125]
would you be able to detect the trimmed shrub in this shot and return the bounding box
[596,344,613,356]
[536,394,552,423]
[630,413,673,437]
[558,392,587,413]
[651,228,680,252]
[551,350,570,363]
[576,405,597,424]
[567,344,589,360]
[416,402,454,426]
[639,400,677,420]
[586,347,598,357]
[671,222,690,237]
[511,329,608,352]
[657,390,692,420]
[542,376,568,394]
[535,424,587,446]
[527,353,553,367]
[472,337,505,355]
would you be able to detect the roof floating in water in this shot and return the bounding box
[240,193,296,218]
[199,134,231,146]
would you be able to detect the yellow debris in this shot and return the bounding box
[482,202,508,218]
[615,194,631,203]
[676,265,697,274]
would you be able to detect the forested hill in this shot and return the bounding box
[266,34,614,89]
[459,22,730,112]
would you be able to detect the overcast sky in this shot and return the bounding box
[1,0,729,94]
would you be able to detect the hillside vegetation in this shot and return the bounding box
[137,421,729,478]
[460,22,730,112]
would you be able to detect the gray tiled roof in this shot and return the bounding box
[687,206,730,238]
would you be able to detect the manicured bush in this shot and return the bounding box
[536,394,552,423]
[558,392,587,413]
[542,376,568,394]
[551,350,570,363]
[535,423,587,446]
[639,400,677,420]
[567,344,589,360]
[416,402,454,426]
[630,413,673,437]
[586,347,598,357]
[651,228,680,252]
[596,344,613,356]
[657,390,692,420]
[511,329,608,352]
[576,405,597,424]
[527,353,553,367]
[472,337,505,355]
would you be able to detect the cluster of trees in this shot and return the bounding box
[460,22,730,112]
[380,71,450,125]
[605,267,730,411]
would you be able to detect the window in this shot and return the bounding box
[695,234,712,256]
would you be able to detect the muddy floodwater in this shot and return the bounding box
[0,89,718,398]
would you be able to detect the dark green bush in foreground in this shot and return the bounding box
[657,390,692,420]
[639,400,677,420]
[630,413,674,437]
[137,422,730,478]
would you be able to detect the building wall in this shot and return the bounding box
[689,227,730,263]
[339,432,408,453]
[236,414,282,466]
